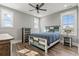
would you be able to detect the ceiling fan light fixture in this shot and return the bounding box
[28,3,47,13]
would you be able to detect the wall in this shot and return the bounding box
[40,6,78,46]
[0,5,78,46]
[0,5,34,43]
[40,12,60,32]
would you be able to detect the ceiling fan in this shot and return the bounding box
[28,3,47,13]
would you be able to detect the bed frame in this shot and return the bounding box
[29,36,60,55]
[29,25,60,55]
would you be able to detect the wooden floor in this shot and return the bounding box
[12,42,79,56]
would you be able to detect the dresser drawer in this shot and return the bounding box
[0,40,10,56]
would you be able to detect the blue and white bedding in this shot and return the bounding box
[30,32,60,45]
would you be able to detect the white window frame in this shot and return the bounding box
[33,17,40,33]
[1,8,14,28]
[60,10,77,35]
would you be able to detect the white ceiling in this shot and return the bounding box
[0,3,77,17]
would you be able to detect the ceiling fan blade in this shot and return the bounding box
[37,10,39,13]
[39,9,47,11]
[39,3,44,8]
[29,3,36,8]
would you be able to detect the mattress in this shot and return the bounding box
[30,32,60,45]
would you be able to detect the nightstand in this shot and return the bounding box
[63,36,72,47]
[61,34,73,47]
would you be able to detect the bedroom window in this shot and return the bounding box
[63,15,74,29]
[33,17,40,32]
[61,10,77,35]
[1,9,13,28]
[34,17,39,29]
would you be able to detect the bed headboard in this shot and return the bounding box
[45,25,60,32]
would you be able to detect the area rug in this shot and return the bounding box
[16,48,39,56]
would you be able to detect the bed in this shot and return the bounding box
[29,26,60,55]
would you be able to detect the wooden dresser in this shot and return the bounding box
[0,34,14,56]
